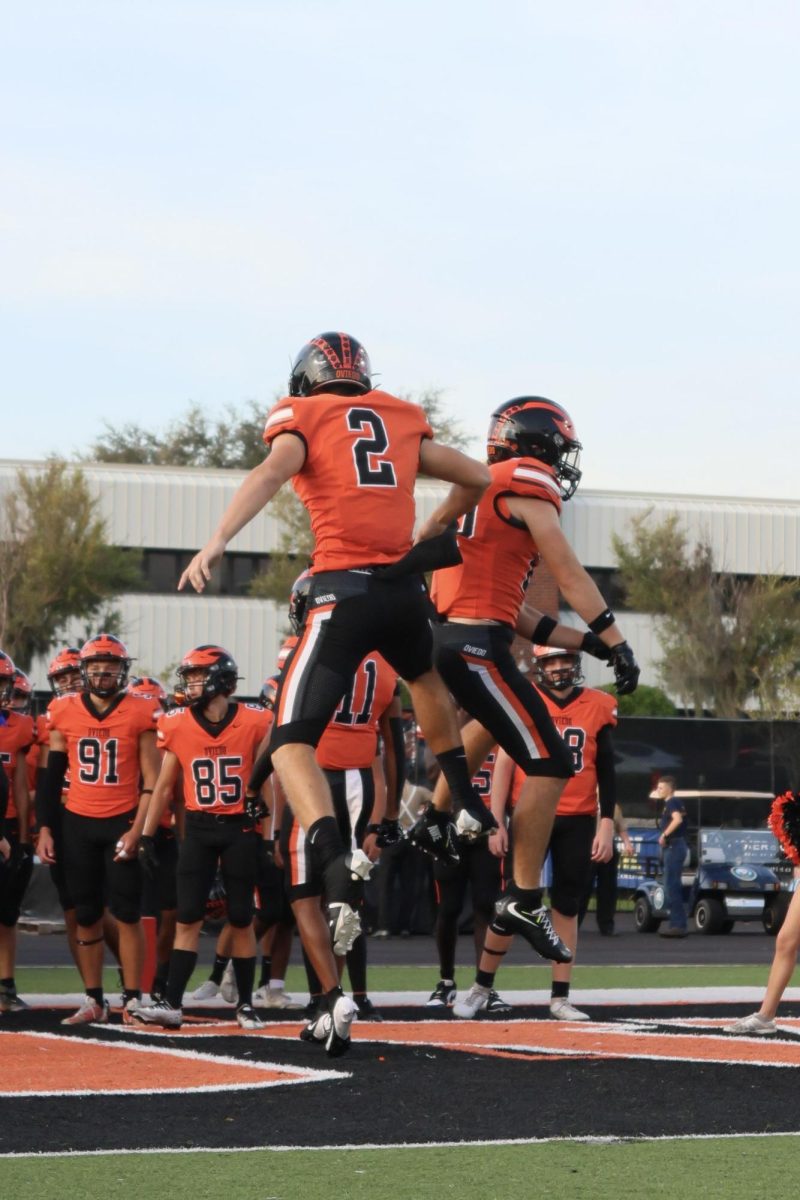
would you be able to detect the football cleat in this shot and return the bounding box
[326,994,357,1057]
[354,996,383,1022]
[121,997,141,1025]
[192,979,222,1001]
[220,961,238,1005]
[549,997,590,1022]
[492,894,573,964]
[726,1012,778,1036]
[406,806,460,865]
[61,996,110,1026]
[300,1008,331,1044]
[236,1004,265,1031]
[0,986,29,1013]
[452,984,492,1019]
[485,989,513,1014]
[258,987,303,1010]
[130,999,183,1029]
[426,979,457,1008]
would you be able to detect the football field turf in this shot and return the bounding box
[5,961,799,1197]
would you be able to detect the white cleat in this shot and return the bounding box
[452,984,491,1019]
[220,961,238,1005]
[726,1012,778,1035]
[549,997,590,1022]
[61,996,110,1026]
[236,1004,265,1030]
[192,979,222,1001]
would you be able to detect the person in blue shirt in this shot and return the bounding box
[656,776,688,937]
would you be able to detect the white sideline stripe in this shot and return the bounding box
[19,986,800,1008]
[466,660,540,759]
[4,1131,800,1159]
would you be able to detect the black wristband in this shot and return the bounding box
[365,823,381,836]
[588,609,615,634]
[530,615,558,645]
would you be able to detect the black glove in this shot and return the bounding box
[245,792,269,823]
[609,641,640,695]
[9,842,34,877]
[138,835,159,880]
[373,818,402,848]
[580,631,613,661]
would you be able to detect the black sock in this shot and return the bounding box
[232,956,256,1008]
[307,816,345,873]
[0,977,14,991]
[209,954,229,985]
[435,747,473,807]
[476,969,496,989]
[166,948,197,1009]
[346,933,367,995]
[258,955,271,988]
[87,986,104,1005]
[122,988,141,1005]
[508,881,543,911]
[324,985,343,1011]
[551,981,570,999]
[435,913,458,981]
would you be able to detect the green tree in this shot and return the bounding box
[0,461,142,669]
[83,399,268,470]
[613,511,800,717]
[600,683,678,717]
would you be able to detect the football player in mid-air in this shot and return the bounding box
[417,396,639,990]
[133,645,272,1031]
[455,645,618,1019]
[179,332,492,1049]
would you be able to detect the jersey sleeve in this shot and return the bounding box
[596,691,619,730]
[503,458,563,513]
[157,709,183,753]
[262,397,311,450]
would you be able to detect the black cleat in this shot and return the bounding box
[406,806,460,865]
[492,894,573,963]
[354,996,383,1022]
[426,979,457,1008]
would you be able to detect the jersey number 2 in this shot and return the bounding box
[347,409,397,487]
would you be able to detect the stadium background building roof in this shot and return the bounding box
[2,459,798,698]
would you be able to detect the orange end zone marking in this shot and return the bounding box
[0,1030,347,1096]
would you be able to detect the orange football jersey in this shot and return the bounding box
[263,390,433,572]
[25,713,49,794]
[316,654,397,771]
[157,702,271,815]
[431,457,562,626]
[0,711,35,820]
[510,687,617,816]
[48,693,159,818]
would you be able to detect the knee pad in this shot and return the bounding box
[549,887,580,919]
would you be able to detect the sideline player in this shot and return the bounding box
[0,653,34,1013]
[455,646,618,1019]
[178,332,491,1044]
[133,645,271,1031]
[40,635,160,1025]
[420,396,639,966]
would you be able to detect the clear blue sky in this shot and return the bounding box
[2,1,798,499]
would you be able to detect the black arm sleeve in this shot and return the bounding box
[595,726,617,820]
[388,716,407,808]
[37,749,68,830]
[0,768,8,839]
[247,749,274,794]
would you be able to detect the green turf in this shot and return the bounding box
[2,1139,797,1199]
[15,960,773,995]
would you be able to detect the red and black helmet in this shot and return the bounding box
[176,645,239,706]
[127,675,168,704]
[532,645,584,692]
[289,332,372,397]
[8,669,33,714]
[288,569,313,635]
[258,674,280,712]
[46,647,82,697]
[0,650,15,704]
[79,634,132,697]
[487,397,582,500]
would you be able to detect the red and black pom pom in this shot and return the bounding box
[769,792,800,867]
